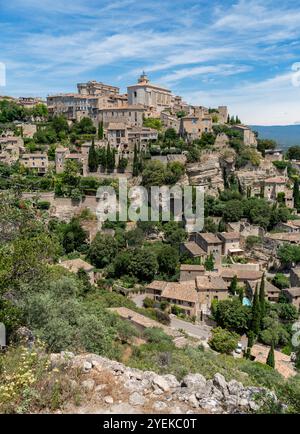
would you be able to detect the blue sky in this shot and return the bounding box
[1,0,300,125]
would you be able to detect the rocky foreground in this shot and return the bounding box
[49,352,278,414]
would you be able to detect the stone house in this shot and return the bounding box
[196,275,229,315]
[263,176,294,208]
[99,105,145,128]
[160,111,180,133]
[195,232,223,264]
[179,115,212,141]
[220,268,263,290]
[264,149,283,162]
[0,144,20,165]
[217,232,243,256]
[283,288,300,309]
[231,125,257,147]
[20,153,48,174]
[290,267,300,287]
[60,258,95,285]
[180,264,205,282]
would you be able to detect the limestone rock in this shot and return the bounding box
[129,392,145,407]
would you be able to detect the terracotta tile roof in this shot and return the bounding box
[109,307,177,337]
[196,275,227,291]
[60,258,94,273]
[266,233,300,243]
[264,176,287,184]
[182,242,206,256]
[180,264,205,272]
[265,280,281,294]
[284,287,300,297]
[161,281,198,303]
[199,233,222,244]
[221,268,262,281]
[251,344,296,378]
[146,280,168,291]
[218,231,240,241]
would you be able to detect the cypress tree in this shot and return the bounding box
[251,285,261,335]
[266,342,275,368]
[98,121,104,140]
[229,275,238,295]
[204,254,215,272]
[293,178,300,211]
[133,144,139,177]
[227,114,230,124]
[259,273,266,319]
[88,138,98,172]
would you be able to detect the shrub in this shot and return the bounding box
[209,327,239,354]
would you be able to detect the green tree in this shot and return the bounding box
[259,274,266,319]
[208,327,239,354]
[251,286,261,335]
[293,178,300,212]
[229,275,238,295]
[204,253,215,271]
[132,144,139,177]
[62,218,88,253]
[157,245,179,276]
[88,233,119,268]
[266,343,275,369]
[223,200,244,222]
[98,121,104,140]
[88,139,98,172]
[214,298,251,334]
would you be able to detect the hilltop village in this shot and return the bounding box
[1,74,300,414]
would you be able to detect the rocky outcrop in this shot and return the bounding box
[50,352,279,414]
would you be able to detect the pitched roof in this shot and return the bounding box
[146,280,168,291]
[284,287,300,297]
[196,275,228,291]
[198,233,222,244]
[265,280,281,294]
[60,258,94,273]
[180,264,205,272]
[182,241,206,256]
[161,281,198,303]
[221,268,262,281]
[264,176,287,184]
[218,232,240,241]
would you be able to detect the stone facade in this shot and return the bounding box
[127,73,172,113]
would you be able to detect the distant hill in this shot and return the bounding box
[250,125,300,150]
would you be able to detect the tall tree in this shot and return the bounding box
[88,138,98,172]
[259,273,266,319]
[204,254,215,272]
[266,342,275,368]
[98,121,104,140]
[133,144,139,177]
[251,285,261,335]
[293,177,300,211]
[229,275,238,295]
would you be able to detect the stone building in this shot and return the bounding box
[180,264,205,282]
[263,176,294,208]
[194,232,223,264]
[217,232,243,256]
[283,288,300,309]
[0,144,20,165]
[231,125,257,147]
[179,115,212,141]
[160,111,180,133]
[20,153,49,174]
[99,105,145,128]
[60,258,95,285]
[127,73,173,113]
